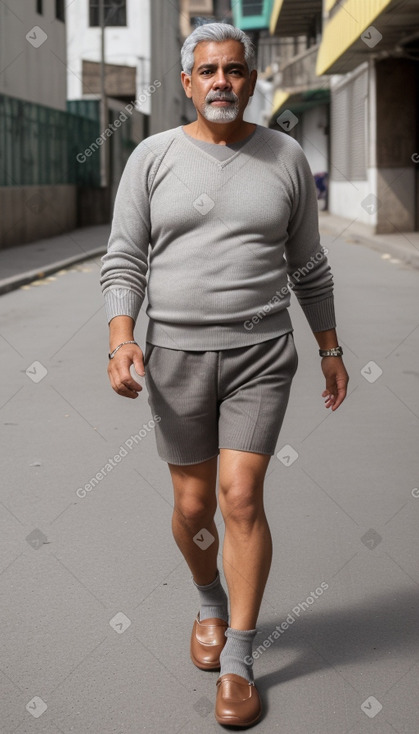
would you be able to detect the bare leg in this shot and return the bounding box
[168,456,219,585]
[218,448,272,630]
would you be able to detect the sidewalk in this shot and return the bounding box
[0,214,418,297]
[319,211,419,269]
[0,224,110,295]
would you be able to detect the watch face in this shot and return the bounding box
[320,347,342,356]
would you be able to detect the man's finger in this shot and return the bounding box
[117,377,142,393]
[109,363,143,391]
[114,381,141,398]
[331,382,347,411]
[123,376,143,391]
[133,354,145,376]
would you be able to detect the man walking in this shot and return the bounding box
[100,23,348,728]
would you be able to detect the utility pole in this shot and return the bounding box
[99,0,107,186]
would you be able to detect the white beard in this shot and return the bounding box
[202,101,240,123]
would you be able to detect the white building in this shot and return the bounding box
[66,0,151,113]
[0,0,66,110]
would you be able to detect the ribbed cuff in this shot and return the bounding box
[104,288,142,324]
[299,296,336,333]
[220,627,258,682]
[225,627,258,640]
[192,570,221,591]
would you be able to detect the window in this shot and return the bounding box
[36,0,43,14]
[232,0,273,31]
[242,0,264,16]
[56,0,65,21]
[89,0,127,27]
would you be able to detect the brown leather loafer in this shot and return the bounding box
[190,612,228,670]
[215,674,262,727]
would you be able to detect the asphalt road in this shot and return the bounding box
[0,232,418,734]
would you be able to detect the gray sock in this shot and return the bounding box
[219,627,257,683]
[192,570,229,622]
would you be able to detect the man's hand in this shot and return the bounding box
[107,343,145,399]
[321,357,349,411]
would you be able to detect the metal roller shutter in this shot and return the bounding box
[331,68,368,181]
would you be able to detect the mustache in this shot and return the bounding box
[205,91,239,103]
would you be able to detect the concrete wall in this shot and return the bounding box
[328,58,418,233]
[300,105,329,175]
[66,0,151,113]
[376,168,416,234]
[328,178,377,226]
[328,166,415,232]
[150,0,195,134]
[0,186,77,249]
[375,58,417,233]
[0,0,67,110]
[77,187,111,230]
[244,79,273,127]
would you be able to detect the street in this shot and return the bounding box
[0,229,418,734]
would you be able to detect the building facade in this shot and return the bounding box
[0,0,79,248]
[316,0,419,233]
[269,0,419,233]
[150,0,192,136]
[66,0,151,114]
[66,0,152,224]
[0,0,67,110]
[268,0,330,206]
[0,0,151,249]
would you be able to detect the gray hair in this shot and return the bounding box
[181,22,256,76]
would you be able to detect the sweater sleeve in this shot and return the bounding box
[100,143,151,324]
[283,140,336,333]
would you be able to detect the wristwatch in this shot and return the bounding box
[319,346,343,357]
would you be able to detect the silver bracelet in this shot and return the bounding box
[319,346,343,357]
[108,341,138,360]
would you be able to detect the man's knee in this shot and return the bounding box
[173,483,217,525]
[170,456,216,495]
[218,479,262,525]
[176,499,215,525]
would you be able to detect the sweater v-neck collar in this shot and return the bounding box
[179,125,260,168]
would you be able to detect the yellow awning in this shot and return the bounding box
[316,0,407,75]
[271,90,291,117]
[270,0,284,34]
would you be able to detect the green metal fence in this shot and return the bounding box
[68,98,140,162]
[0,94,101,187]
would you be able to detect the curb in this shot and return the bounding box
[0,247,106,296]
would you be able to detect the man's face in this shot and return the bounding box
[181,40,257,124]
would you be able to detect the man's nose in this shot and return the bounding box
[212,71,231,89]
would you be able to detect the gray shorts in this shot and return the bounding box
[143,332,298,465]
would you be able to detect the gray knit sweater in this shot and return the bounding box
[100,125,336,350]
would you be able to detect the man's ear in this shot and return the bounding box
[249,69,258,97]
[181,71,193,98]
